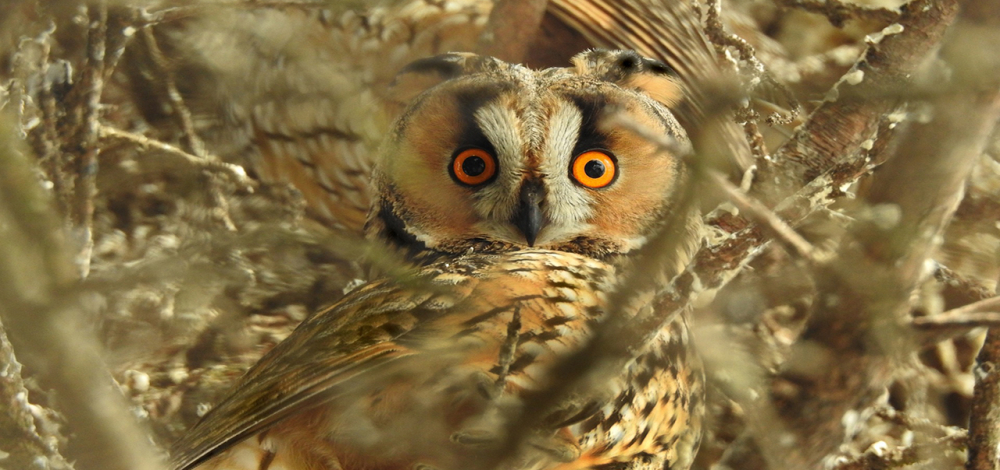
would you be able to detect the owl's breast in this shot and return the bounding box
[564,315,705,470]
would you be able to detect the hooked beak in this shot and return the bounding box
[512,180,545,246]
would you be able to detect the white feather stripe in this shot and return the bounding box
[540,100,594,226]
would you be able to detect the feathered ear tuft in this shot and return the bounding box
[387,53,500,106]
[571,49,683,107]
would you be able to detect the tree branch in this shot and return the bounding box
[752,0,961,206]
[0,118,165,470]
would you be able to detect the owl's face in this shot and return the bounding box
[367,51,691,259]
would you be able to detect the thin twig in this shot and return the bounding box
[912,311,1000,330]
[737,107,769,161]
[99,124,242,231]
[138,22,206,157]
[876,407,968,441]
[70,1,108,279]
[761,74,801,126]
[706,170,819,263]
[97,125,250,184]
[493,307,522,392]
[142,1,329,25]
[911,309,1000,348]
[704,0,757,64]
[913,297,1000,328]
[102,7,139,83]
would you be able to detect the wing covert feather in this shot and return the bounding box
[169,270,480,470]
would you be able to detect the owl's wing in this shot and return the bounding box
[170,251,616,470]
[168,274,472,470]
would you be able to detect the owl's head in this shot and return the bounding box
[365,50,691,260]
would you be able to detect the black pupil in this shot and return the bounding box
[462,156,486,177]
[584,159,606,179]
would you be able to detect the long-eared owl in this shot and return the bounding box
[170,50,705,470]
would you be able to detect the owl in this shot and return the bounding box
[153,0,747,238]
[169,50,704,470]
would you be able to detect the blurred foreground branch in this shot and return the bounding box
[0,316,73,469]
[0,120,165,470]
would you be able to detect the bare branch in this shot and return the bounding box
[707,169,819,263]
[102,7,139,83]
[0,120,165,470]
[68,0,108,279]
[968,329,1000,470]
[753,0,961,206]
[773,0,901,28]
[97,125,250,184]
[136,22,206,157]
[913,297,1000,328]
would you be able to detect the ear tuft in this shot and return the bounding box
[615,53,641,73]
[572,49,683,108]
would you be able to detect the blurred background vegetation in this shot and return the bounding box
[0,0,998,469]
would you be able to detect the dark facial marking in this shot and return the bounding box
[564,94,611,157]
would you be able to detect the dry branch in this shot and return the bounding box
[774,0,901,28]
[706,169,818,263]
[752,0,961,206]
[0,120,165,470]
[762,0,1000,462]
[0,317,74,469]
[69,0,108,279]
[136,24,206,157]
[968,330,1000,470]
[912,297,1000,339]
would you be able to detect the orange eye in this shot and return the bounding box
[451,148,497,186]
[571,150,617,189]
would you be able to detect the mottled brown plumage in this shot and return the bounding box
[172,249,702,470]
[170,50,705,470]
